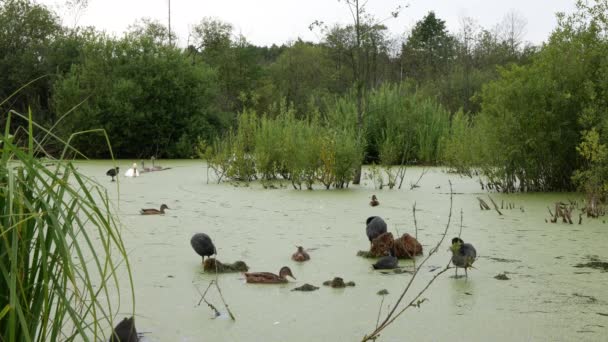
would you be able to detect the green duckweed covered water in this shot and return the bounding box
[76,161,608,341]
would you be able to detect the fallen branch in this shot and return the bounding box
[477,197,491,210]
[487,195,503,215]
[362,181,454,341]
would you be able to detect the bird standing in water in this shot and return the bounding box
[191,233,216,263]
[450,237,477,278]
[106,167,119,182]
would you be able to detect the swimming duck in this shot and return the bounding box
[140,204,169,215]
[366,216,387,243]
[106,167,119,182]
[372,251,398,270]
[370,195,380,207]
[124,163,140,177]
[450,237,477,278]
[245,266,295,284]
[291,246,310,262]
[191,233,216,263]
[110,316,139,342]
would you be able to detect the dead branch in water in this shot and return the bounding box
[477,197,491,210]
[196,281,221,317]
[362,181,454,342]
[409,167,429,190]
[487,195,503,215]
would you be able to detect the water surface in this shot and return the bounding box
[77,161,608,341]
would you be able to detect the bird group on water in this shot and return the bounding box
[109,186,477,340]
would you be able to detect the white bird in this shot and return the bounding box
[124,163,140,177]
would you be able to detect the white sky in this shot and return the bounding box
[39,0,578,46]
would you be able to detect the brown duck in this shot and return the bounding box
[245,266,295,284]
[140,204,169,215]
[370,195,380,207]
[291,246,310,262]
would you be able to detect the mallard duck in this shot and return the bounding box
[191,233,216,263]
[106,167,119,181]
[291,246,310,262]
[140,204,169,215]
[245,266,295,284]
[366,216,387,243]
[110,316,139,342]
[450,237,477,278]
[370,194,380,207]
[124,163,140,177]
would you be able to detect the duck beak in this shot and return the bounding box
[290,275,296,280]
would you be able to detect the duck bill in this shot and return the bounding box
[290,275,296,280]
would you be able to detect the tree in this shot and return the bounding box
[0,0,62,124]
[401,11,455,82]
[53,21,225,158]
[268,40,333,115]
[318,0,403,184]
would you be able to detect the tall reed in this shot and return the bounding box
[0,109,133,341]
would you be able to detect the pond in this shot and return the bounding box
[76,160,608,341]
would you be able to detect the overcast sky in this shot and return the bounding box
[39,0,578,46]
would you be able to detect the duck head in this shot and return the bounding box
[279,266,296,280]
[366,216,378,225]
[371,195,377,201]
[160,204,169,211]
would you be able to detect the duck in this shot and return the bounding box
[245,266,295,284]
[450,237,477,278]
[291,246,310,262]
[191,233,216,263]
[372,250,398,270]
[140,204,169,215]
[366,216,387,244]
[106,167,119,182]
[370,194,380,207]
[110,316,139,342]
[124,163,140,177]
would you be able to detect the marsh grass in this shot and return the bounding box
[0,109,133,341]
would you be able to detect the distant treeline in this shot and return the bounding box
[1,0,607,197]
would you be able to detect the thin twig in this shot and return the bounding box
[375,296,385,329]
[409,167,429,190]
[458,209,463,238]
[196,281,214,306]
[214,281,236,320]
[362,181,454,341]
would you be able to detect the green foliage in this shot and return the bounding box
[52,21,226,158]
[468,0,608,192]
[0,110,133,341]
[442,110,478,174]
[365,83,450,164]
[0,0,62,124]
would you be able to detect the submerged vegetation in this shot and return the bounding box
[0,110,133,341]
